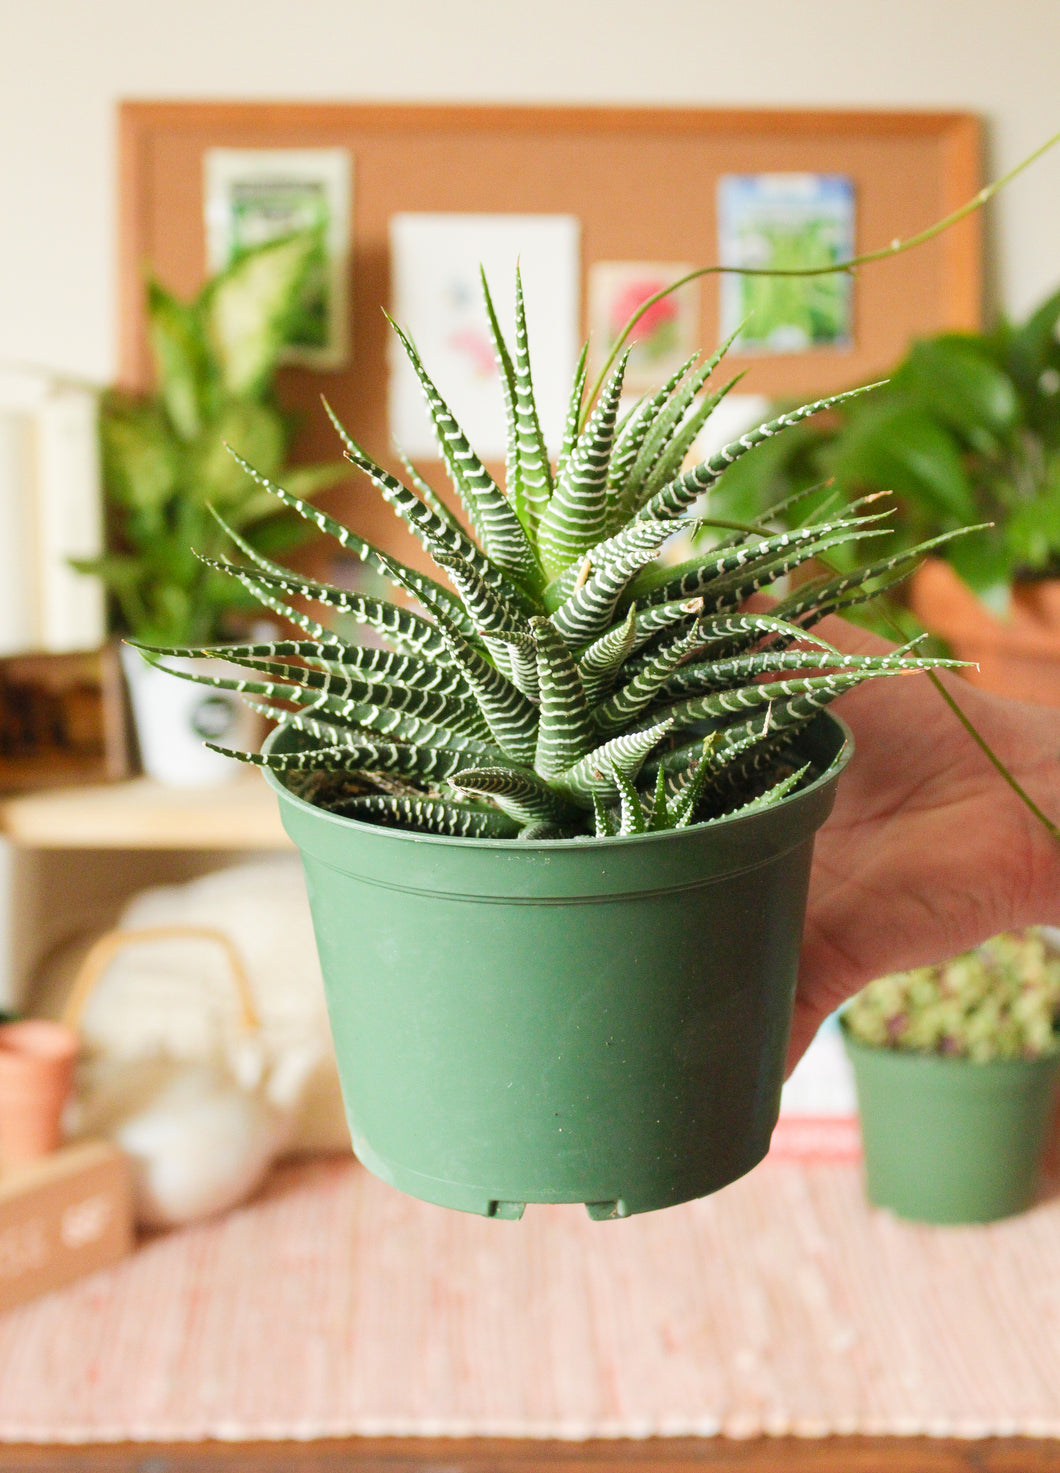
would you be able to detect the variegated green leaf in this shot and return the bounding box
[592,792,618,838]
[334,793,521,838]
[449,765,578,827]
[555,342,589,486]
[611,332,743,523]
[635,375,743,511]
[479,268,524,527]
[627,508,893,609]
[606,355,699,514]
[770,526,988,635]
[247,698,497,755]
[224,734,484,784]
[531,616,596,780]
[536,350,629,576]
[549,517,671,645]
[391,441,467,538]
[609,761,649,835]
[592,621,703,736]
[665,735,720,828]
[648,666,920,738]
[638,382,884,524]
[482,267,556,535]
[705,763,811,824]
[691,611,839,655]
[555,718,674,803]
[577,606,637,705]
[205,742,354,772]
[220,444,469,622]
[198,556,454,656]
[384,314,541,587]
[657,646,960,703]
[410,581,539,766]
[430,549,528,637]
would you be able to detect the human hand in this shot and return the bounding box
[787,615,1060,1072]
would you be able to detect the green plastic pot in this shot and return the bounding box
[843,1025,1060,1225]
[265,713,851,1220]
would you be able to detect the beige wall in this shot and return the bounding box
[2,0,1058,383]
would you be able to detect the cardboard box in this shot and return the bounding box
[0,1139,134,1313]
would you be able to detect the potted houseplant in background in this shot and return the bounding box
[77,230,347,785]
[842,930,1060,1224]
[706,286,1060,700]
[138,270,966,1220]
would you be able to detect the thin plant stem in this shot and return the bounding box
[582,128,1060,420]
[581,127,1060,845]
[843,573,1060,845]
[925,670,1060,843]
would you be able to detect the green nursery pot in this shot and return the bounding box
[843,1026,1060,1225]
[265,714,850,1220]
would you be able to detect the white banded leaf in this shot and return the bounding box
[549,518,671,645]
[593,622,703,737]
[657,647,959,703]
[201,557,454,656]
[555,718,674,803]
[531,616,596,780]
[221,445,467,621]
[449,766,577,827]
[536,350,629,577]
[411,583,539,766]
[555,342,589,485]
[705,764,811,825]
[334,793,520,838]
[638,383,884,524]
[577,606,637,705]
[385,314,540,585]
[648,666,918,737]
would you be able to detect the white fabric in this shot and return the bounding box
[43,858,350,1155]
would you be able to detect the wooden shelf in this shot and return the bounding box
[0,771,291,850]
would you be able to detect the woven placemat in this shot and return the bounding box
[2,1155,1058,1443]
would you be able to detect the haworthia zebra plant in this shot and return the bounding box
[141,269,969,841]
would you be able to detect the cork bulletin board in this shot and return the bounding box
[117,102,981,573]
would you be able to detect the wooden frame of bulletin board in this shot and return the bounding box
[118,101,981,571]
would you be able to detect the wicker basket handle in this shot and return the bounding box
[60,925,261,1035]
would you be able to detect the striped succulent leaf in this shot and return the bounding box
[153,271,967,838]
[336,793,520,838]
[536,351,630,577]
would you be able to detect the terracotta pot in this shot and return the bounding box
[909,560,1060,707]
[0,1020,79,1165]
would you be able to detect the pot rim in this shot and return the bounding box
[260,710,854,854]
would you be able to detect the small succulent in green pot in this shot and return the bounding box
[79,230,348,648]
[843,930,1060,1062]
[139,270,965,840]
[842,932,1060,1224]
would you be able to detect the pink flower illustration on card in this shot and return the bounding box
[589,261,700,391]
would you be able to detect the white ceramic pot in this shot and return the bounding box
[121,647,261,788]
